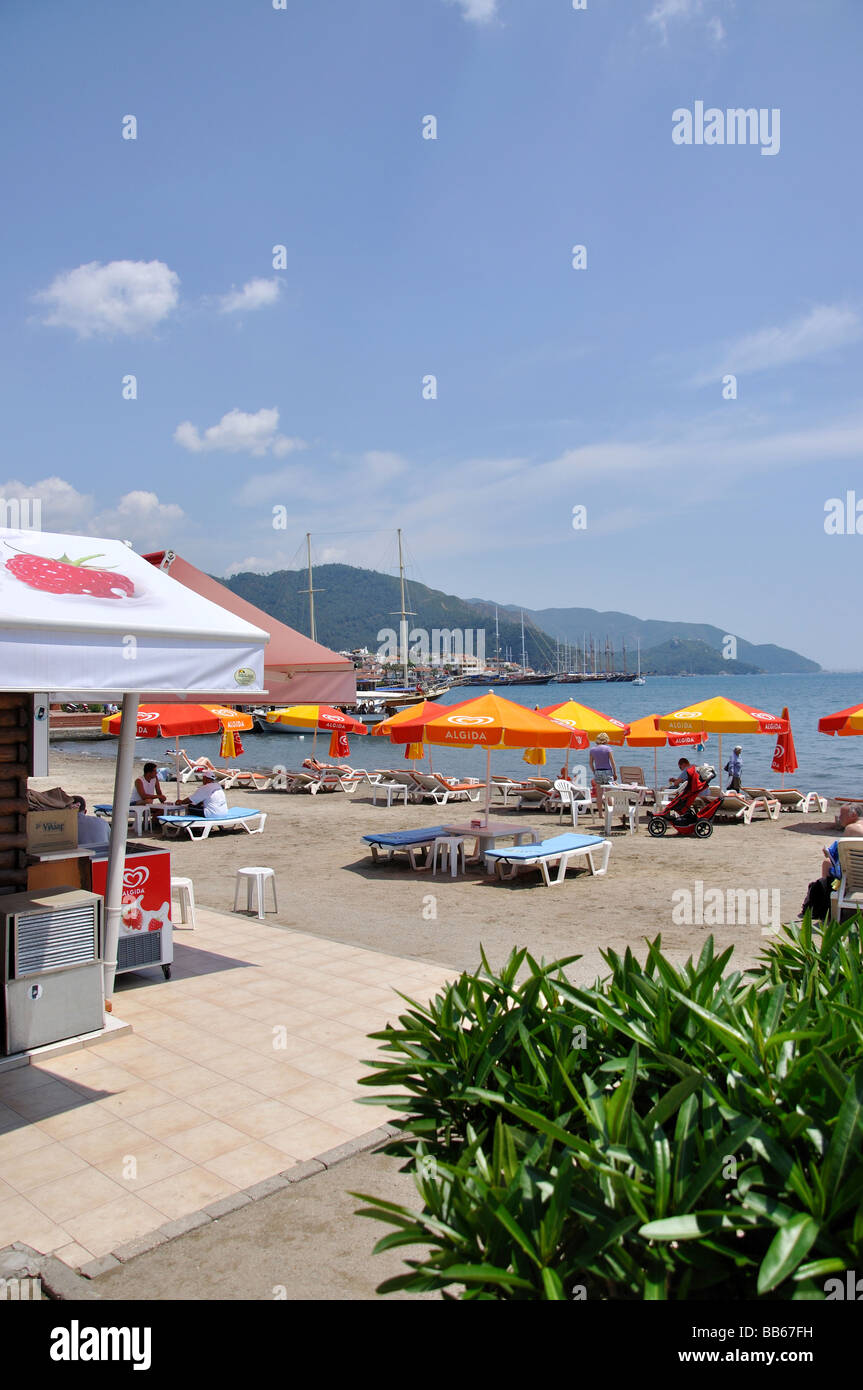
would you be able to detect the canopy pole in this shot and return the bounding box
[718,733,723,792]
[103,692,139,1007]
[484,747,491,827]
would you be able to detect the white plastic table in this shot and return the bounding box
[442,821,541,865]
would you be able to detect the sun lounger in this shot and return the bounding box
[492,775,542,806]
[409,773,483,805]
[700,791,780,823]
[220,769,274,792]
[363,826,449,869]
[178,752,234,784]
[741,787,828,814]
[484,832,612,887]
[161,807,267,841]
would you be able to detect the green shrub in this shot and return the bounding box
[354,920,863,1300]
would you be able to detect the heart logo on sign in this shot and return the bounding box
[448,715,495,726]
[123,866,150,890]
[137,712,160,721]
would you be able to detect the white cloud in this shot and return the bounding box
[174,408,306,458]
[0,476,94,533]
[363,451,410,483]
[692,305,862,385]
[235,464,319,506]
[92,491,184,545]
[647,0,726,45]
[36,260,180,338]
[446,0,498,23]
[218,278,282,314]
[0,477,184,547]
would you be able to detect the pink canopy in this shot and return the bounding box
[144,550,356,704]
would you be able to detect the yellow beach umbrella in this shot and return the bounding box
[658,696,787,792]
[540,700,628,746]
[522,747,547,766]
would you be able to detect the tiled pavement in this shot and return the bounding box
[0,909,452,1269]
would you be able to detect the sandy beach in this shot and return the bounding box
[41,750,836,988]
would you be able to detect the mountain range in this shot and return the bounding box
[222,565,820,675]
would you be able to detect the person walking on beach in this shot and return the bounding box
[589,732,617,785]
[725,745,743,791]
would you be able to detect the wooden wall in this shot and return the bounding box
[0,694,32,896]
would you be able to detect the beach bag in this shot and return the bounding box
[697,764,716,785]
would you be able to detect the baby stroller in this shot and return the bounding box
[647,764,721,839]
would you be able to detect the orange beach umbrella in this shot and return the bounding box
[371,699,454,771]
[818,704,863,737]
[101,702,254,797]
[418,692,572,824]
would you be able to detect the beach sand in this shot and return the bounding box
[39,752,834,988]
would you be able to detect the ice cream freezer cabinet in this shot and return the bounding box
[90,844,174,980]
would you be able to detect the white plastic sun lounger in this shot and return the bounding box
[161,807,267,840]
[742,787,828,815]
[409,773,483,805]
[484,832,612,887]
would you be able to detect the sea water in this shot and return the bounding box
[53,673,863,798]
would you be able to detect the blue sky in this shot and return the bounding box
[1,0,861,667]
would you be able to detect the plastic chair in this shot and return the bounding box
[171,876,196,930]
[233,866,278,920]
[430,836,466,878]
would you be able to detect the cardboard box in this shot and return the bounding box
[26,809,78,853]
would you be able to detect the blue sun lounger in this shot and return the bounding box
[363,826,449,869]
[484,832,611,887]
[161,807,267,841]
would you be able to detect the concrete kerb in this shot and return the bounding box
[2,1123,399,1288]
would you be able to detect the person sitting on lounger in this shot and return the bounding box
[179,769,229,817]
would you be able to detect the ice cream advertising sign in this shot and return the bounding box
[91,851,173,936]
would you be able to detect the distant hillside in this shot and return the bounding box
[222,565,551,667]
[222,565,820,675]
[639,638,760,677]
[477,602,820,675]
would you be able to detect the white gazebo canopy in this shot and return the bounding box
[0,526,270,1004]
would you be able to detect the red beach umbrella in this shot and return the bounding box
[771,707,798,785]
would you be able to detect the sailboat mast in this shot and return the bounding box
[307,533,316,642]
[397,528,409,689]
[521,610,527,671]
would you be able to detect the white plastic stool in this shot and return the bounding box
[430,836,466,879]
[233,866,278,920]
[171,876,196,930]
